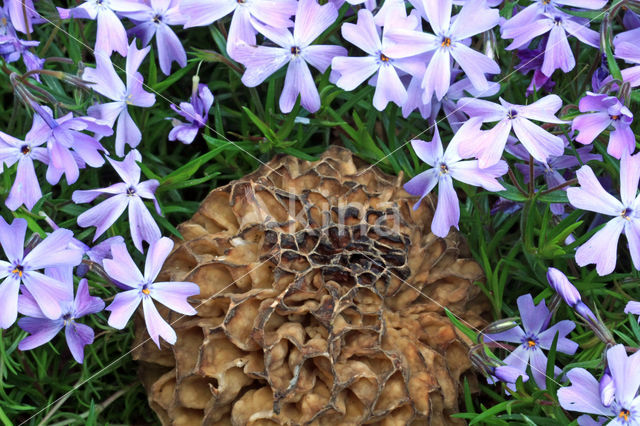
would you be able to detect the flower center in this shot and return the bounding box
[621,208,633,220]
[620,409,631,422]
[441,37,451,48]
[610,114,620,121]
[542,0,551,4]
[290,46,301,56]
[142,283,151,295]
[439,163,449,175]
[553,16,562,25]
[379,53,390,62]
[507,109,518,119]
[11,264,24,277]
[522,335,539,349]
[527,339,536,347]
[153,14,162,23]
[20,144,31,155]
[126,186,137,196]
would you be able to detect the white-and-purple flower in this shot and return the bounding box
[573,92,635,159]
[72,150,162,253]
[82,41,156,156]
[0,218,83,328]
[384,0,500,101]
[558,344,640,425]
[119,0,187,75]
[567,153,640,276]
[404,119,508,238]
[331,7,424,111]
[485,293,578,390]
[169,83,214,144]
[104,238,200,347]
[457,95,566,168]
[17,268,104,363]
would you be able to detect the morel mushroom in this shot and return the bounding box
[133,146,490,425]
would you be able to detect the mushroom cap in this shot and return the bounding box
[134,146,490,425]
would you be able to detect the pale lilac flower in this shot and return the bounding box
[104,238,200,347]
[232,0,347,113]
[613,29,640,88]
[181,0,297,57]
[331,7,424,111]
[509,138,601,215]
[384,0,500,101]
[567,153,640,276]
[404,119,508,237]
[492,366,530,386]
[0,218,83,328]
[17,269,104,363]
[72,150,161,253]
[573,92,635,159]
[458,95,566,168]
[82,41,156,156]
[169,83,214,144]
[501,11,599,77]
[119,0,186,75]
[516,46,555,96]
[485,293,578,389]
[0,12,43,76]
[625,301,640,322]
[0,129,48,211]
[26,104,112,186]
[501,0,606,34]
[558,345,640,425]
[58,0,139,56]
[4,0,41,34]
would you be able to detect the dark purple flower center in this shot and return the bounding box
[507,109,518,119]
[621,208,633,220]
[522,335,539,349]
[126,186,137,196]
[439,163,449,174]
[553,16,562,25]
[379,53,390,62]
[141,283,151,295]
[542,0,551,4]
[11,264,24,277]
[153,14,162,23]
[441,37,452,48]
[20,144,31,155]
[62,313,72,321]
[290,46,301,56]
[619,409,631,422]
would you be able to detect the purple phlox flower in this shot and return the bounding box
[501,11,599,78]
[118,0,186,75]
[169,82,214,144]
[509,138,601,215]
[27,104,112,185]
[484,293,578,389]
[0,218,83,328]
[57,0,141,56]
[180,0,297,57]
[384,0,500,102]
[457,94,566,168]
[573,92,635,159]
[4,0,42,34]
[516,46,556,96]
[83,41,156,156]
[546,267,599,324]
[422,74,501,129]
[492,365,529,386]
[0,129,48,211]
[625,301,640,323]
[454,0,503,6]
[592,55,611,92]
[104,238,199,347]
[232,0,347,113]
[72,150,162,253]
[0,6,44,78]
[331,7,424,111]
[567,153,640,276]
[501,0,606,34]
[558,344,640,425]
[17,268,104,363]
[403,119,508,237]
[624,9,640,30]
[611,29,640,88]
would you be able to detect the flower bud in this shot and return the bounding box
[599,370,615,407]
[547,267,581,307]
